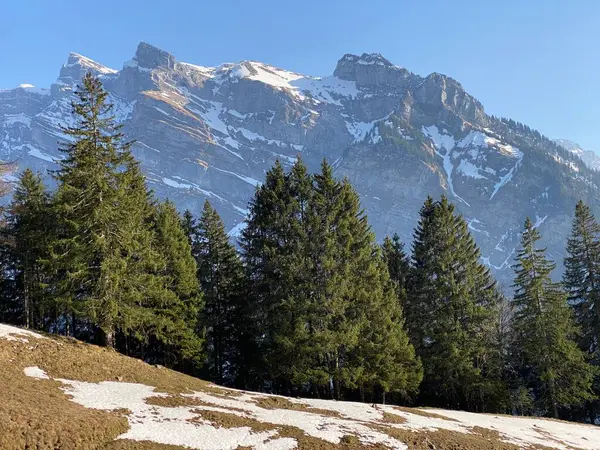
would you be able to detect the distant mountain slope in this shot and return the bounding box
[2,322,599,449]
[554,139,600,171]
[1,42,599,286]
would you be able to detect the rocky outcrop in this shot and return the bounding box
[1,42,598,287]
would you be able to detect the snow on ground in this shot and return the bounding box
[24,366,50,379]
[22,366,600,450]
[426,408,600,450]
[0,324,45,342]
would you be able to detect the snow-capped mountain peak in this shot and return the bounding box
[2,42,599,288]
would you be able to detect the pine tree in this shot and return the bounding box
[407,196,505,411]
[0,170,51,327]
[564,201,600,357]
[48,73,137,341]
[564,201,600,421]
[146,200,204,368]
[241,159,296,390]
[241,159,421,400]
[382,233,410,308]
[513,217,596,417]
[195,200,245,385]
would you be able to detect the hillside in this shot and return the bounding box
[2,42,600,287]
[2,323,599,450]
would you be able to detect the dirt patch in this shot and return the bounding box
[381,411,407,424]
[189,409,276,432]
[393,406,461,422]
[104,441,189,449]
[252,395,344,418]
[0,339,129,450]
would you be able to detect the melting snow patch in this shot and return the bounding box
[21,367,600,450]
[24,366,50,379]
[0,324,45,342]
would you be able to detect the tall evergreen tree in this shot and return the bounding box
[407,196,505,411]
[48,73,138,341]
[382,233,410,308]
[146,200,204,368]
[242,159,421,400]
[564,201,600,356]
[564,200,600,421]
[195,200,245,385]
[0,170,51,327]
[513,217,596,418]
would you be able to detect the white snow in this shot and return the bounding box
[211,167,261,186]
[228,222,247,238]
[456,160,487,179]
[533,214,548,229]
[21,365,600,450]
[426,408,600,450]
[24,366,50,379]
[2,113,31,127]
[421,126,470,206]
[162,177,193,189]
[28,147,56,163]
[66,53,118,75]
[0,324,45,342]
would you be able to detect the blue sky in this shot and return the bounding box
[2,0,599,149]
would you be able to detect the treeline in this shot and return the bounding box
[0,75,599,423]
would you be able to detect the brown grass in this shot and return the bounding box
[0,327,590,450]
[381,411,407,424]
[392,406,461,422]
[253,395,344,418]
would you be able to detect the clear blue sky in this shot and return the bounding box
[2,0,599,149]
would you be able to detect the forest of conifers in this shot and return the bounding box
[1,74,599,424]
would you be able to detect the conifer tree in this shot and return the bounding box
[1,170,51,327]
[195,200,245,385]
[147,200,204,368]
[48,73,138,341]
[513,217,596,418]
[564,201,600,357]
[407,196,505,411]
[241,160,297,390]
[382,233,410,308]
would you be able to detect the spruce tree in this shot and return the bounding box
[407,196,505,411]
[48,73,137,341]
[564,200,600,421]
[195,200,245,385]
[241,159,296,390]
[382,233,410,308]
[1,170,51,328]
[146,200,203,368]
[564,201,600,357]
[513,217,596,417]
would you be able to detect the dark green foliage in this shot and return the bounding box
[564,201,600,356]
[513,217,596,418]
[145,200,204,368]
[0,170,51,327]
[407,196,506,412]
[382,233,410,308]
[192,200,245,385]
[241,158,421,400]
[564,200,600,421]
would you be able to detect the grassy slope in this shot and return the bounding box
[1,324,598,450]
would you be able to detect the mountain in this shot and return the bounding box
[3,322,599,449]
[1,42,599,287]
[554,139,600,171]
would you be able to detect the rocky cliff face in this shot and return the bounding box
[1,42,598,286]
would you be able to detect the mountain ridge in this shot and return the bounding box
[1,41,598,286]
